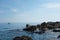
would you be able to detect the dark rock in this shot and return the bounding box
[23,21,60,33]
[57,35,60,38]
[53,29,60,32]
[13,36,33,40]
[13,37,21,40]
[41,22,46,26]
[37,24,41,30]
[37,24,40,28]
[47,26,55,30]
[34,30,45,34]
[58,26,60,28]
[20,35,33,40]
[26,24,29,28]
[47,22,56,26]
[23,25,36,32]
[56,22,60,23]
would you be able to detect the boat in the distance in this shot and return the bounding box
[8,22,11,24]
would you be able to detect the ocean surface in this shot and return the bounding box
[0,23,60,40]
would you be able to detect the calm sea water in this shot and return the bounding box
[0,23,26,31]
[0,23,60,40]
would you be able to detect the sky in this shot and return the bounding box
[0,0,60,23]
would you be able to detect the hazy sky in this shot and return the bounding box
[0,0,60,23]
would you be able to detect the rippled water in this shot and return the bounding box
[0,23,60,40]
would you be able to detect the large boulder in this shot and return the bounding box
[57,35,60,38]
[13,36,33,40]
[13,37,21,40]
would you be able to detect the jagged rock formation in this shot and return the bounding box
[23,22,60,34]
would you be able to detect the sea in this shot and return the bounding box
[0,23,60,40]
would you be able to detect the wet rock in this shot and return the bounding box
[13,37,21,40]
[13,36,33,40]
[57,35,60,38]
[20,35,33,40]
[53,29,60,32]
[34,30,45,34]
[23,21,60,33]
[23,25,36,32]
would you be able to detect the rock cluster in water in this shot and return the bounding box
[13,35,33,40]
[23,22,60,34]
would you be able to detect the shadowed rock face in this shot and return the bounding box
[13,36,33,40]
[23,26,37,32]
[47,22,56,26]
[53,29,60,32]
[41,22,47,26]
[57,35,60,38]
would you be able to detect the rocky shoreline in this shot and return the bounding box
[23,22,60,34]
[1,22,60,40]
[15,22,60,40]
